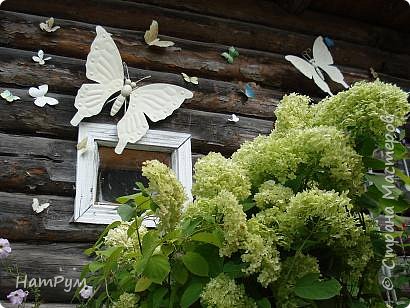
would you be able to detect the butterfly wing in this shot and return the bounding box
[150,39,175,48]
[115,84,193,154]
[71,81,123,125]
[144,20,159,44]
[313,36,348,88]
[285,55,315,79]
[29,85,48,98]
[71,26,124,125]
[312,70,333,96]
[86,26,124,84]
[313,36,333,66]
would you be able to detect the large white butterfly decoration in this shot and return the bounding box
[70,26,193,154]
[285,36,348,96]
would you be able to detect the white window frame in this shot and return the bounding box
[73,122,192,225]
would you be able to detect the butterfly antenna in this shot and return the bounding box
[135,75,151,84]
[123,62,130,80]
[302,48,312,61]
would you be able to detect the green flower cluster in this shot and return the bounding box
[233,126,364,196]
[112,292,139,308]
[200,274,257,308]
[142,160,187,233]
[254,180,294,210]
[277,188,362,249]
[193,152,251,201]
[275,80,409,144]
[105,221,147,252]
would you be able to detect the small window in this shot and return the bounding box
[73,122,192,224]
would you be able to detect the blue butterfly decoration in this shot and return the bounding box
[324,37,335,48]
[243,83,255,99]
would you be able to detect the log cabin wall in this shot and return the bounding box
[0,0,409,304]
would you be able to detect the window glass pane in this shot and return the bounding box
[96,146,171,204]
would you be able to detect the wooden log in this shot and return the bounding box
[2,1,410,80]
[310,0,410,33]
[0,87,273,155]
[0,242,89,303]
[0,45,282,118]
[0,191,103,242]
[135,0,410,54]
[274,0,312,13]
[0,133,203,196]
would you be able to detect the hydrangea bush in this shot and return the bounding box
[79,81,410,307]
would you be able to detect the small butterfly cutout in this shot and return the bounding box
[32,198,50,214]
[76,137,89,155]
[221,46,239,64]
[144,20,174,47]
[40,17,60,32]
[1,90,20,102]
[241,83,256,99]
[29,85,59,107]
[32,50,52,65]
[228,114,239,123]
[181,73,198,85]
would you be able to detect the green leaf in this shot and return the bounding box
[362,157,385,170]
[256,298,271,308]
[116,193,142,204]
[142,231,160,257]
[151,287,168,308]
[117,204,136,221]
[180,282,203,308]
[171,260,189,285]
[393,142,408,160]
[89,261,104,273]
[98,246,121,258]
[223,261,247,278]
[191,231,222,247]
[143,255,170,284]
[182,251,209,277]
[181,218,202,236]
[295,273,341,300]
[365,174,402,199]
[135,276,152,292]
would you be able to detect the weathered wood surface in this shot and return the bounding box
[0,191,103,242]
[136,0,410,53]
[0,87,273,155]
[0,45,281,119]
[0,133,202,197]
[0,242,89,303]
[1,1,410,81]
[310,0,410,33]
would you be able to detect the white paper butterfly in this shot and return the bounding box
[70,26,193,154]
[39,17,60,32]
[285,36,348,96]
[228,114,239,123]
[32,50,52,65]
[32,198,50,214]
[28,85,59,107]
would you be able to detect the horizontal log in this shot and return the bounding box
[0,84,273,155]
[310,0,410,33]
[2,1,410,80]
[0,242,89,303]
[0,191,103,242]
[135,0,410,54]
[0,133,203,196]
[0,45,283,118]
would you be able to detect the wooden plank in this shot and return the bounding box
[2,1,410,80]
[0,191,103,242]
[0,242,89,303]
[309,0,410,33]
[0,132,202,196]
[0,44,282,118]
[135,0,410,54]
[274,0,312,13]
[0,86,273,155]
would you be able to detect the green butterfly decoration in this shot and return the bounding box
[221,46,239,64]
[1,90,20,102]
